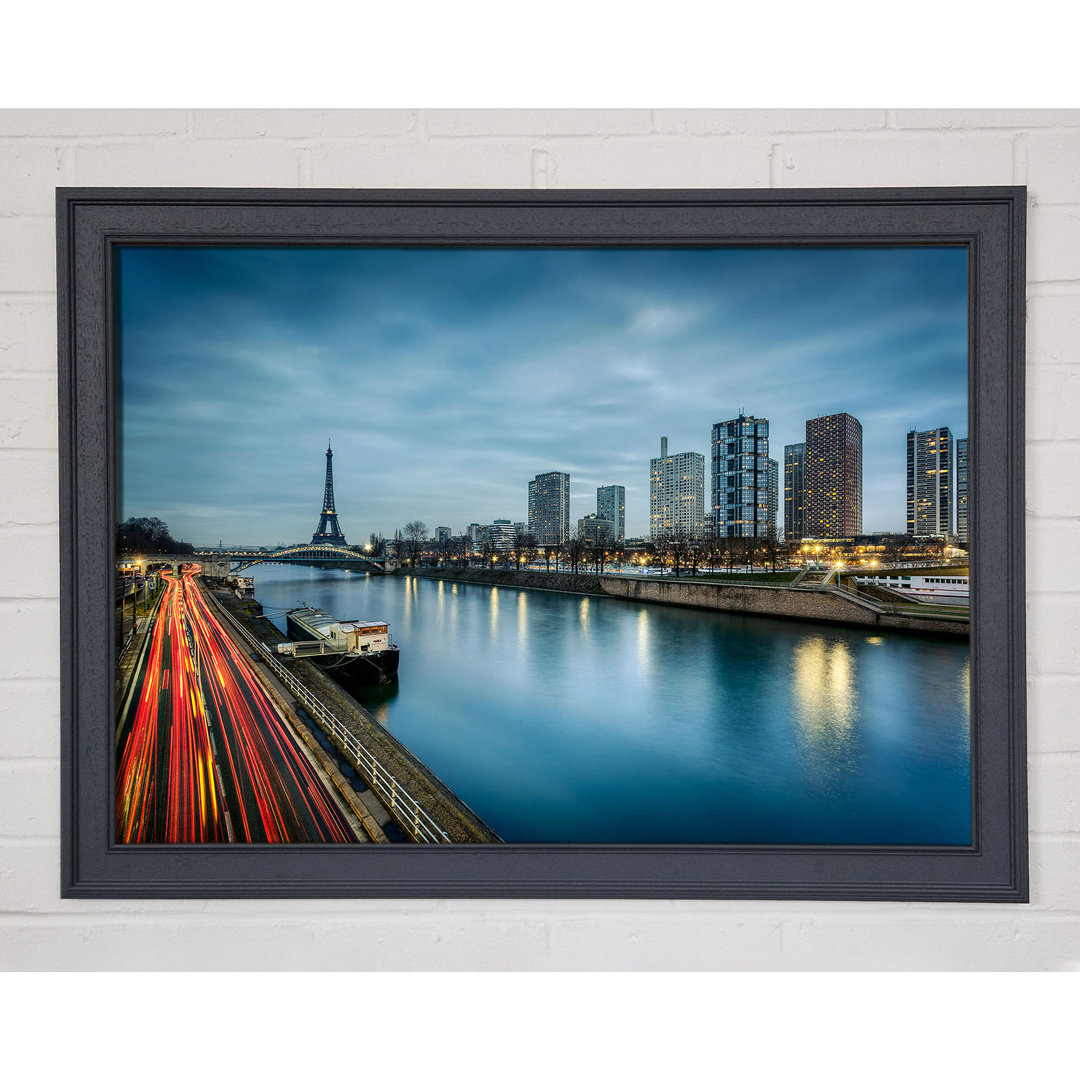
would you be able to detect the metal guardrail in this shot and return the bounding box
[214,601,450,844]
[835,581,969,622]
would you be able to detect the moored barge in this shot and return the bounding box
[278,606,400,685]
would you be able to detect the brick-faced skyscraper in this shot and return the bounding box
[804,413,862,539]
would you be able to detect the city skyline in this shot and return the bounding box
[117,245,968,544]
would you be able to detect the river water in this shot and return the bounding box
[248,565,971,845]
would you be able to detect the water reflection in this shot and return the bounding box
[792,636,858,787]
[517,591,528,655]
[247,565,971,844]
[636,608,651,673]
[959,657,971,719]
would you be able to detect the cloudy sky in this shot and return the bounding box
[116,244,968,545]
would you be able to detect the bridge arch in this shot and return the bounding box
[224,544,392,574]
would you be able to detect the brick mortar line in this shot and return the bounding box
[1,910,1079,925]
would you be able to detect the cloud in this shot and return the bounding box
[628,300,706,337]
[118,246,968,542]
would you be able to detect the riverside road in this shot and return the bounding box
[115,567,358,843]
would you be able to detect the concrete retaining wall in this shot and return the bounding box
[596,577,968,636]
[409,566,606,596]
[411,567,967,636]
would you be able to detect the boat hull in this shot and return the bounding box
[286,610,400,686]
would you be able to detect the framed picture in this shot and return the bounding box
[59,186,1026,899]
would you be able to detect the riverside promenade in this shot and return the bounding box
[408,566,969,637]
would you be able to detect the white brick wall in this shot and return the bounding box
[1,108,1077,971]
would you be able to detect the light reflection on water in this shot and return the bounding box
[248,565,972,845]
[791,637,858,796]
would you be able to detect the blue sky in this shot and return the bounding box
[117,244,968,545]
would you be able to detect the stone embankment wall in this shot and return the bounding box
[409,566,606,596]
[410,567,967,636]
[595,576,968,636]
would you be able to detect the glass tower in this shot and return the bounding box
[956,437,969,544]
[784,442,806,542]
[711,414,770,539]
[906,427,954,537]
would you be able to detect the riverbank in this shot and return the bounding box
[408,566,968,637]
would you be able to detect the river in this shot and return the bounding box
[247,565,971,845]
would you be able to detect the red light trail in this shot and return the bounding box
[116,566,357,843]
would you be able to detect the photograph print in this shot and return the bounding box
[114,242,971,847]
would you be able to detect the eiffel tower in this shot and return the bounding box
[310,439,347,546]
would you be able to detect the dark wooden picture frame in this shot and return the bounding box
[58,187,1027,900]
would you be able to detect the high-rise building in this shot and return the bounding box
[767,457,779,542]
[650,436,705,540]
[784,442,806,542]
[907,427,954,537]
[711,414,771,539]
[577,514,615,544]
[435,526,451,544]
[804,413,863,538]
[486,519,517,551]
[528,471,570,546]
[956,437,969,545]
[596,485,626,541]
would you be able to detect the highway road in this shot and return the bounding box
[116,566,357,843]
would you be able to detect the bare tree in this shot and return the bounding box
[589,540,611,575]
[564,537,586,575]
[687,534,705,576]
[703,536,722,573]
[512,531,538,570]
[669,529,692,577]
[402,520,428,569]
[609,539,626,571]
[645,538,665,574]
[764,537,781,572]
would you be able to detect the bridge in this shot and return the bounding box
[137,442,403,578]
[209,543,396,574]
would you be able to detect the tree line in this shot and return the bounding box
[379,521,843,576]
[116,517,194,555]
